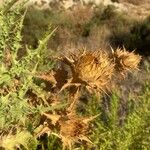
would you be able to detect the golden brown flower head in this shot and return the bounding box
[60,49,114,93]
[58,114,97,150]
[112,48,141,72]
[60,117,88,139]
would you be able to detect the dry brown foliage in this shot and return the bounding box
[59,115,89,149]
[59,49,114,94]
[29,47,141,150]
[53,113,98,150]
[35,71,57,86]
[66,5,93,26]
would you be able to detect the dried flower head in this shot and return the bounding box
[60,49,114,93]
[112,48,141,73]
[60,117,88,142]
[58,114,98,150]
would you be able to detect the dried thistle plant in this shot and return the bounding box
[36,48,141,95]
[111,47,142,74]
[57,114,98,150]
[36,109,98,150]
[26,47,141,150]
[59,49,115,94]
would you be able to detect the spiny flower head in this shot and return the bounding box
[58,114,98,150]
[60,49,114,93]
[112,47,141,72]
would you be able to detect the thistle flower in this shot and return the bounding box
[111,48,141,73]
[58,114,98,150]
[59,49,114,93]
[59,117,88,149]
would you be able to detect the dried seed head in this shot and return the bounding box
[60,50,114,93]
[112,48,141,72]
[60,118,88,138]
[59,114,94,149]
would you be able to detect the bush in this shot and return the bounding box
[110,15,150,56]
[0,1,60,149]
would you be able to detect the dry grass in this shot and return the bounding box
[66,5,93,25]
[87,25,111,50]
[119,0,147,5]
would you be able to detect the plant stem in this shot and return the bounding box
[3,0,19,14]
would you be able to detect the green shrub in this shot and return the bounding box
[0,1,61,149]
[85,84,150,150]
[109,14,150,56]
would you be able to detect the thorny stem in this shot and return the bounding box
[67,88,80,114]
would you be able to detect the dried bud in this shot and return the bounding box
[112,48,141,73]
[60,49,114,93]
[58,114,96,149]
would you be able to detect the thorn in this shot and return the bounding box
[83,114,100,124]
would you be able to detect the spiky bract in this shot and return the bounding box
[112,48,141,72]
[60,50,114,93]
[59,114,93,150]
